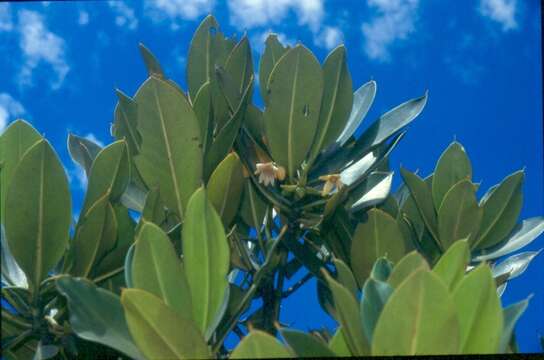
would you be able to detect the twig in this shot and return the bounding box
[212,225,288,354]
[282,272,314,298]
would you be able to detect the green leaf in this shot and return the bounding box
[499,297,530,353]
[215,65,244,115]
[5,140,71,290]
[231,330,292,358]
[387,251,430,288]
[225,36,253,106]
[322,270,369,355]
[400,167,439,246]
[245,104,265,142]
[182,188,230,333]
[132,222,192,317]
[92,204,136,277]
[280,328,337,357]
[263,44,323,179]
[474,217,544,261]
[328,328,351,356]
[138,43,164,78]
[491,250,540,281]
[140,187,165,225]
[124,243,135,288]
[1,227,28,288]
[0,120,42,227]
[192,82,213,155]
[372,269,460,355]
[204,80,251,180]
[80,140,130,217]
[56,277,144,360]
[308,45,353,162]
[134,76,203,219]
[239,179,267,230]
[187,15,220,101]
[437,180,482,249]
[432,239,469,290]
[355,92,427,153]
[452,265,503,353]
[432,142,472,210]
[350,209,406,287]
[336,80,376,146]
[333,258,358,297]
[121,288,210,359]
[370,257,393,282]
[113,89,141,158]
[259,34,288,103]
[474,171,524,250]
[67,132,102,176]
[207,153,245,226]
[70,196,117,278]
[360,277,393,343]
[349,171,393,212]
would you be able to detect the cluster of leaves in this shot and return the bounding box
[1,15,543,359]
[321,241,530,356]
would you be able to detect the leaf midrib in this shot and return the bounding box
[219,164,233,218]
[34,144,45,290]
[314,52,343,159]
[134,304,185,359]
[119,102,141,154]
[287,49,301,178]
[202,199,211,330]
[153,81,184,218]
[478,179,519,245]
[408,279,424,354]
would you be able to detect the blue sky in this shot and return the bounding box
[1,0,542,353]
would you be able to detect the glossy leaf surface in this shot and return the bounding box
[432,142,472,210]
[475,171,524,249]
[121,289,210,359]
[5,140,71,290]
[207,153,244,226]
[134,76,202,219]
[231,330,291,358]
[132,222,192,317]
[183,188,230,333]
[56,277,143,360]
[453,265,503,353]
[372,270,460,355]
[323,270,369,355]
[437,180,482,249]
[263,45,323,179]
[351,209,406,286]
[432,240,469,290]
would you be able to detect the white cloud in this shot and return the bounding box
[83,133,104,147]
[69,165,88,190]
[0,3,13,31]
[78,10,89,26]
[0,93,26,132]
[227,0,324,33]
[108,1,138,30]
[17,10,70,90]
[478,0,518,31]
[144,0,214,26]
[315,26,343,50]
[361,0,419,62]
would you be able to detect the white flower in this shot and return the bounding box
[254,162,285,186]
[318,174,343,196]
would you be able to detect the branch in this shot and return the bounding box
[281,272,314,298]
[212,225,288,354]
